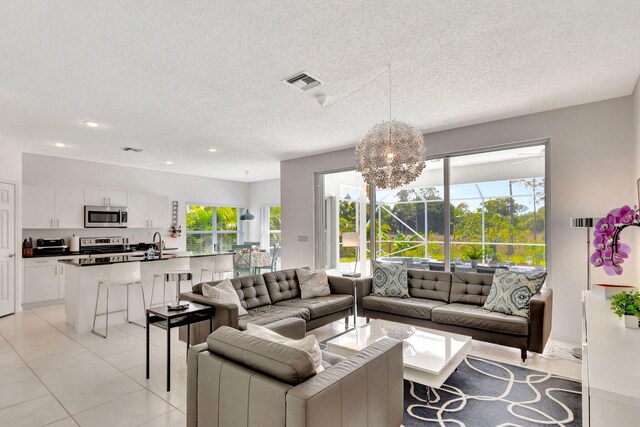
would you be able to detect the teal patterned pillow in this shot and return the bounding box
[483,269,547,319]
[371,261,409,298]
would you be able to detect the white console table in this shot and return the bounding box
[582,291,640,427]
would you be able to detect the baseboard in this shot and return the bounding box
[549,331,580,345]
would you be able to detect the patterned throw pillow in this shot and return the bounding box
[296,269,331,300]
[483,269,547,319]
[371,261,409,298]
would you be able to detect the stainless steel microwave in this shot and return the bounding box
[84,206,128,228]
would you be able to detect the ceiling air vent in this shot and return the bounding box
[122,147,143,153]
[283,72,323,91]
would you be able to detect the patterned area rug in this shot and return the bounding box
[403,356,581,427]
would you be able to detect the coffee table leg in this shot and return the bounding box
[145,311,149,379]
[166,318,171,392]
[186,324,190,359]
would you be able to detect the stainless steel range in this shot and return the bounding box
[79,237,130,254]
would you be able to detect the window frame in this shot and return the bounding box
[186,204,243,252]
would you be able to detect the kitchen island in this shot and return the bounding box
[60,252,232,333]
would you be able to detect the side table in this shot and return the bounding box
[146,302,215,391]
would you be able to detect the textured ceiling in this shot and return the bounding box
[1,1,639,182]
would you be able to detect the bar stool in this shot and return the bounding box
[91,262,146,338]
[199,258,215,283]
[213,254,234,280]
[149,273,166,308]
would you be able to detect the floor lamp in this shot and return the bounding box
[342,232,361,278]
[569,217,595,360]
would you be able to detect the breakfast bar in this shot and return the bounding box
[60,252,231,333]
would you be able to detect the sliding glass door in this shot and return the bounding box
[315,141,547,273]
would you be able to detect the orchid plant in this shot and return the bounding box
[590,204,639,275]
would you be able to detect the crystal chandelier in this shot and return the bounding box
[356,66,426,189]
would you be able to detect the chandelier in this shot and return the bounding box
[356,66,426,189]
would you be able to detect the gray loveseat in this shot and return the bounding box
[187,325,403,427]
[180,268,355,344]
[356,270,552,362]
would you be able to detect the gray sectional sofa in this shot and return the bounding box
[180,268,355,344]
[356,269,552,362]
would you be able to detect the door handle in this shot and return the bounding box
[56,219,60,228]
[8,254,14,258]
[50,219,53,228]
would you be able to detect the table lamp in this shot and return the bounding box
[341,232,361,278]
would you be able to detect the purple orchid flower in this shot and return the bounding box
[604,263,623,276]
[590,250,604,267]
[593,234,608,250]
[595,215,616,236]
[617,205,635,225]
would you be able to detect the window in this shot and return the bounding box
[267,206,281,247]
[186,205,239,252]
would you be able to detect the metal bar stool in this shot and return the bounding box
[149,273,166,308]
[91,261,146,338]
[200,259,215,283]
[213,254,234,280]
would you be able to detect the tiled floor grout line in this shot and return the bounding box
[0,328,75,425]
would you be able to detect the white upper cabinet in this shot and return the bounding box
[84,190,127,207]
[54,187,85,229]
[126,192,150,228]
[149,194,170,229]
[23,185,85,229]
[23,185,55,229]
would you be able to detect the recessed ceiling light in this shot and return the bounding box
[165,161,173,165]
[84,120,100,128]
[53,142,66,148]
[208,148,217,153]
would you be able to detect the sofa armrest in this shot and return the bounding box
[327,275,355,296]
[286,338,404,427]
[187,343,209,427]
[181,291,240,329]
[354,277,372,317]
[528,287,553,353]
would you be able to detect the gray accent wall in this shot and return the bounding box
[281,95,637,342]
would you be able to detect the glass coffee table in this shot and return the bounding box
[326,319,472,401]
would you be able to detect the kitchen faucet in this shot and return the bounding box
[152,232,163,257]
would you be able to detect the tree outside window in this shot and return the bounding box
[186,205,239,252]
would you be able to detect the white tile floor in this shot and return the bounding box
[0,304,582,426]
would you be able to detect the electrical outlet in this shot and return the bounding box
[297,235,309,242]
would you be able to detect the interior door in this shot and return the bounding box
[0,182,16,316]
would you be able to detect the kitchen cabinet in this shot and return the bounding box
[84,190,127,207]
[23,185,84,229]
[23,258,65,304]
[127,193,169,228]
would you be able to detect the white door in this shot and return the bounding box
[0,182,16,316]
[54,187,85,228]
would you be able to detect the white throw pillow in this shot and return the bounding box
[296,269,331,300]
[202,278,248,316]
[245,323,324,374]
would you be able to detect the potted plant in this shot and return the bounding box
[463,246,484,268]
[610,290,640,328]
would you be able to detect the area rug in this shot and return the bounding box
[403,355,581,427]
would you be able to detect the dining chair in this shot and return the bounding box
[244,241,260,249]
[255,244,280,274]
[232,244,253,278]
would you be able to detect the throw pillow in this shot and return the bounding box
[483,269,547,319]
[371,261,409,298]
[202,278,248,316]
[296,269,331,300]
[245,323,324,373]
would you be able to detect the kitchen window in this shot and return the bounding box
[186,205,240,252]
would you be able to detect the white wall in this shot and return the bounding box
[281,96,638,342]
[634,75,640,185]
[246,179,280,245]
[22,153,250,250]
[0,137,23,313]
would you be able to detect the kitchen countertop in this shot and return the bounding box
[24,247,180,259]
[58,251,232,267]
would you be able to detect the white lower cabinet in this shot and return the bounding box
[23,259,66,304]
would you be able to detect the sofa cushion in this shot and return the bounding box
[207,326,316,385]
[296,269,331,300]
[431,303,529,336]
[408,270,452,302]
[483,269,547,319]
[202,279,248,316]
[193,275,272,310]
[274,295,353,319]
[264,269,301,303]
[362,295,446,320]
[238,305,310,330]
[371,261,409,298]
[450,272,494,305]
